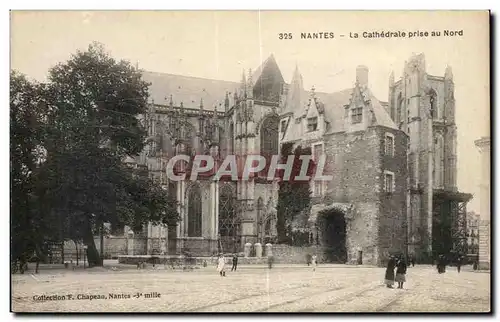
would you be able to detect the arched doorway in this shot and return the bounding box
[218,184,239,253]
[317,210,348,263]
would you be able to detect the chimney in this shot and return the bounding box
[356,65,369,87]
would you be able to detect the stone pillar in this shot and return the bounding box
[126,230,135,255]
[244,242,252,258]
[475,137,490,270]
[146,223,153,255]
[265,243,273,257]
[254,243,262,258]
[161,226,167,254]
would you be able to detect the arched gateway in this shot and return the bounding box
[309,203,354,264]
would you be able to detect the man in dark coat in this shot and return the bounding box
[437,255,447,274]
[456,256,463,273]
[395,257,408,289]
[231,254,238,272]
[385,256,397,288]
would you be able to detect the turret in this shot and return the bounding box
[240,70,247,99]
[444,65,453,81]
[225,91,230,111]
[247,68,253,99]
[198,98,205,134]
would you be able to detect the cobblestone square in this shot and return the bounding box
[12,264,490,313]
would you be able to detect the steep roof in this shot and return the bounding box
[141,71,239,111]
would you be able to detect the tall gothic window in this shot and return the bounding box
[313,143,324,197]
[429,89,438,119]
[187,184,202,237]
[219,184,237,237]
[260,115,279,174]
[229,123,234,155]
[397,93,403,125]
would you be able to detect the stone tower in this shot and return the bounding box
[388,53,466,262]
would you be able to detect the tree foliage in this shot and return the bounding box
[10,43,180,268]
[276,143,313,244]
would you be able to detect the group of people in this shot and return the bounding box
[216,253,239,276]
[384,255,408,289]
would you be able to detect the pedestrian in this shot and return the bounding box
[395,257,407,289]
[437,255,447,274]
[306,254,312,266]
[457,256,462,273]
[231,253,238,272]
[384,255,397,288]
[311,254,317,272]
[217,254,226,277]
[268,255,274,269]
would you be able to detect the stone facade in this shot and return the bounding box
[388,53,470,262]
[475,137,490,270]
[97,53,468,266]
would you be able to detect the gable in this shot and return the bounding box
[253,55,285,103]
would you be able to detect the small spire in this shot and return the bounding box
[240,69,247,98]
[234,90,238,102]
[169,95,173,108]
[445,65,453,80]
[200,98,204,110]
[247,68,253,99]
[310,85,316,98]
[180,102,184,109]
[225,92,230,110]
[136,61,139,70]
[389,71,394,86]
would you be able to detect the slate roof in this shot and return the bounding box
[141,56,397,136]
[141,71,239,111]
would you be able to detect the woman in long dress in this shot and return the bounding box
[395,258,407,289]
[311,255,318,272]
[385,256,396,288]
[217,254,226,277]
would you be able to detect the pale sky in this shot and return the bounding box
[10,11,489,213]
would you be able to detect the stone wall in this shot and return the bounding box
[180,238,218,256]
[377,126,408,264]
[323,128,383,266]
[270,245,328,264]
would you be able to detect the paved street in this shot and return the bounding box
[12,264,490,313]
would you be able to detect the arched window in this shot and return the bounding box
[429,89,438,119]
[187,184,202,237]
[260,114,279,174]
[218,184,238,252]
[219,184,237,237]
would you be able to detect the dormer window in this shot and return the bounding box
[307,117,318,132]
[351,106,363,124]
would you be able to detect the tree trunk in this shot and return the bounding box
[83,222,102,267]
